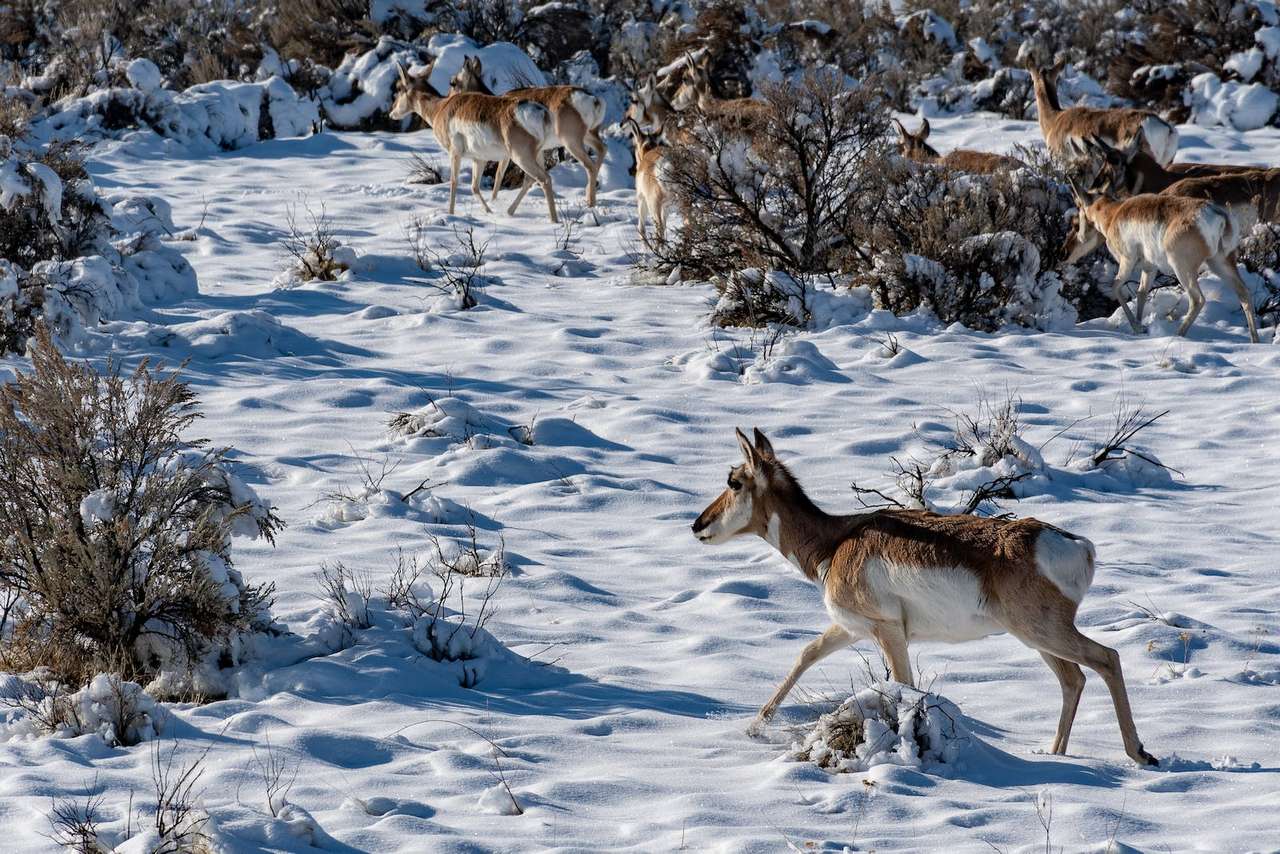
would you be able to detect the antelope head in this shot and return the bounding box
[671,53,711,111]
[627,74,672,134]
[892,117,940,160]
[692,428,778,544]
[390,60,440,121]
[451,54,489,94]
[1062,179,1105,264]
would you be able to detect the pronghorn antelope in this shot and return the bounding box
[1076,134,1263,195]
[1064,182,1260,342]
[626,74,676,136]
[390,63,559,222]
[692,429,1157,766]
[892,117,1026,174]
[1028,61,1178,167]
[624,118,672,244]
[671,52,770,130]
[450,55,608,207]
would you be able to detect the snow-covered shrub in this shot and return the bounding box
[659,68,890,282]
[792,682,970,773]
[378,532,508,689]
[315,562,373,631]
[321,37,430,130]
[1235,222,1280,331]
[851,395,1175,515]
[274,203,357,287]
[0,137,108,270]
[41,75,320,150]
[1,672,164,746]
[0,329,282,696]
[857,162,1108,330]
[0,133,198,353]
[710,269,815,329]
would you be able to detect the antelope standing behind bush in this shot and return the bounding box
[671,52,770,132]
[1029,61,1178,167]
[1064,181,1260,342]
[450,55,607,207]
[692,429,1157,766]
[390,63,559,223]
[892,117,1026,174]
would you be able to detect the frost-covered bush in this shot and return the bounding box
[42,75,320,150]
[792,682,970,773]
[275,203,357,287]
[1235,222,1280,330]
[660,69,890,282]
[1,672,164,746]
[0,132,200,353]
[709,269,815,328]
[0,329,282,696]
[857,162,1109,330]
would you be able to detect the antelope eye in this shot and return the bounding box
[727,475,742,491]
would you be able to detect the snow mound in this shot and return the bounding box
[427,34,546,95]
[323,37,425,129]
[792,682,969,773]
[389,396,492,440]
[1,674,165,747]
[42,76,317,150]
[1187,73,1279,131]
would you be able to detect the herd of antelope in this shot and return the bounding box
[383,53,1280,766]
[391,51,1274,344]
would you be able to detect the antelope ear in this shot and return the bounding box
[919,116,931,139]
[891,117,908,140]
[735,428,758,470]
[1049,55,1067,77]
[752,428,776,461]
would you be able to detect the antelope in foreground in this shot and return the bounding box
[892,117,1026,174]
[1064,180,1260,342]
[390,63,559,222]
[450,55,607,207]
[624,118,672,244]
[692,429,1158,767]
[1029,61,1178,167]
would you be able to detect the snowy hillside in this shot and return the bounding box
[0,107,1276,852]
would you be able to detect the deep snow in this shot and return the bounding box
[1,111,1279,852]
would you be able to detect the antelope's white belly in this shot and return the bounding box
[451,120,508,160]
[827,560,1004,643]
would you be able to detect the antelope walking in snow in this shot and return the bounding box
[692,429,1157,767]
[1064,181,1260,342]
[390,63,559,222]
[1029,61,1178,167]
[892,117,1025,174]
[450,55,607,207]
[624,118,672,244]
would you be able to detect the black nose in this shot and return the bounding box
[691,517,707,534]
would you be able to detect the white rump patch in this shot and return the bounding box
[569,90,606,129]
[513,102,552,146]
[1034,529,1095,604]
[1140,116,1179,166]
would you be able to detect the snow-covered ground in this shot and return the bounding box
[2,112,1280,852]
